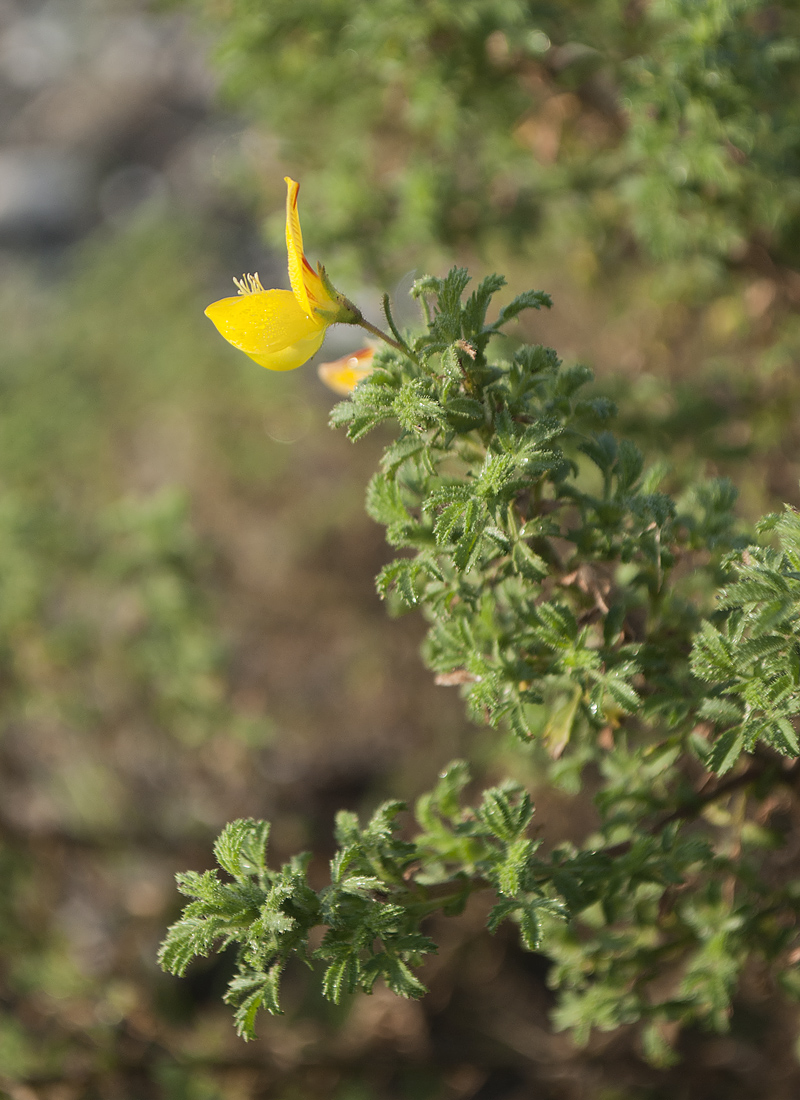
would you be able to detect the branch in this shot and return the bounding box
[602,755,800,859]
[409,757,800,910]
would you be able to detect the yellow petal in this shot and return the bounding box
[318,347,375,394]
[247,328,327,372]
[285,177,313,315]
[284,177,337,316]
[205,288,327,371]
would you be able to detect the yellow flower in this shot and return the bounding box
[205,178,358,371]
[317,347,375,395]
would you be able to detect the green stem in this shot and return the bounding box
[357,317,407,353]
[405,878,489,917]
[382,293,407,350]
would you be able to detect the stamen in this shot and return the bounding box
[233,273,265,296]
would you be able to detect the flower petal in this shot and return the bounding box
[285,177,313,315]
[205,288,327,371]
[318,347,375,394]
[248,328,326,372]
[284,177,337,316]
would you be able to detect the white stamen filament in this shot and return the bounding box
[233,273,265,295]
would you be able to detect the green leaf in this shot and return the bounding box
[157,917,217,976]
[328,400,354,428]
[604,677,641,714]
[536,602,578,647]
[519,905,542,952]
[322,953,359,1004]
[772,717,799,756]
[708,728,745,774]
[334,810,361,846]
[463,273,507,332]
[497,837,534,896]
[383,956,428,999]
[511,541,549,581]
[478,784,533,842]
[492,289,552,329]
[615,440,644,491]
[487,898,519,935]
[428,760,471,820]
[691,622,735,680]
[339,875,387,897]
[436,267,471,316]
[376,559,424,606]
[226,968,283,1037]
[366,473,412,527]
[444,396,485,430]
[381,434,428,474]
[698,697,744,725]
[214,819,270,881]
[579,432,617,475]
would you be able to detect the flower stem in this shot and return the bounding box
[357,317,407,353]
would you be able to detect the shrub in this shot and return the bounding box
[161,268,800,1062]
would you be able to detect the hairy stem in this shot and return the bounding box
[357,316,407,353]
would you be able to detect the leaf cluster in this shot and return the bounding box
[163,271,800,1058]
[693,507,800,771]
[159,770,565,1037]
[338,269,738,756]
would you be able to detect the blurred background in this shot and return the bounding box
[1,0,800,1097]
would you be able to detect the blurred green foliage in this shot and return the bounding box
[0,224,267,771]
[0,213,490,1097]
[0,218,386,1093]
[0,222,250,1086]
[188,0,800,290]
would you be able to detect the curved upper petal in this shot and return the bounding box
[285,177,312,315]
[285,177,337,316]
[205,288,327,371]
